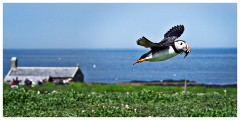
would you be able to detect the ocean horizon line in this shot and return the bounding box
[3,47,237,50]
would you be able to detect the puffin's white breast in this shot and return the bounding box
[147,46,178,62]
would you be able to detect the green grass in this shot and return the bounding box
[3,82,237,117]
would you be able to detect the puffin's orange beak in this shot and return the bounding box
[133,58,147,65]
[187,44,191,53]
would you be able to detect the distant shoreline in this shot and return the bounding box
[116,80,237,87]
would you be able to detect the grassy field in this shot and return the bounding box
[3,82,237,117]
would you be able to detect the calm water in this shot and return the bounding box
[3,48,237,85]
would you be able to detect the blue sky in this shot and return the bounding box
[3,3,237,49]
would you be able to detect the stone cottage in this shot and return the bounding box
[4,57,84,84]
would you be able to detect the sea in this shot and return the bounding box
[3,48,237,85]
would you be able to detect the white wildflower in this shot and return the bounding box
[52,90,58,94]
[125,104,129,109]
[134,108,137,113]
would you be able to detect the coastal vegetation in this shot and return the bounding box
[3,82,237,117]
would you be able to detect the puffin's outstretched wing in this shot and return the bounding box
[136,25,184,48]
[137,36,163,48]
[158,25,185,47]
[164,25,184,38]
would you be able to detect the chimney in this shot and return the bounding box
[11,57,18,69]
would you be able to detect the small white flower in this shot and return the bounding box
[125,104,129,109]
[52,90,58,94]
[82,110,85,113]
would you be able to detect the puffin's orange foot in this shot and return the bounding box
[133,58,147,65]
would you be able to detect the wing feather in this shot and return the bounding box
[164,25,184,38]
[137,36,163,48]
[136,25,185,49]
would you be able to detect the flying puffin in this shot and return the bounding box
[133,25,191,65]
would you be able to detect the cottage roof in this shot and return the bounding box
[4,67,81,83]
[9,67,79,77]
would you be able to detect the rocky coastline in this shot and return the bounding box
[118,80,237,87]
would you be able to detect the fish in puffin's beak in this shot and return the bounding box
[184,43,191,58]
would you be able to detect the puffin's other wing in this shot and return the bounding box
[164,25,184,38]
[137,36,163,48]
[158,25,185,47]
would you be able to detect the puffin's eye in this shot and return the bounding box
[180,42,183,45]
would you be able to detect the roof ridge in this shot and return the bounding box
[16,67,78,69]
